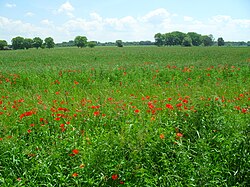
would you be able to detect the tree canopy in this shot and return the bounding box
[0,40,8,50]
[23,38,33,49]
[116,40,123,47]
[33,37,43,49]
[74,36,88,48]
[12,36,25,50]
[45,37,55,49]
[88,41,97,48]
[154,31,215,47]
[218,37,225,46]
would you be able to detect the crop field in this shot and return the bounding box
[0,46,249,186]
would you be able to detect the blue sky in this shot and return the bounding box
[0,0,249,43]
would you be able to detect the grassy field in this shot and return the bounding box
[0,46,249,186]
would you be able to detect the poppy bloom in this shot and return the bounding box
[72,173,78,177]
[241,108,247,113]
[176,103,182,107]
[58,107,69,112]
[27,129,32,133]
[182,99,188,104]
[166,104,173,110]
[20,111,33,120]
[112,174,118,180]
[160,133,165,139]
[134,109,140,113]
[176,133,183,138]
[72,149,79,155]
[94,111,100,116]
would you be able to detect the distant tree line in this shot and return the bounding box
[154,31,218,47]
[0,36,55,50]
[0,33,249,50]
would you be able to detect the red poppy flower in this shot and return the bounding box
[134,109,140,113]
[58,107,69,112]
[182,99,188,104]
[20,111,33,120]
[112,174,118,180]
[72,173,78,177]
[176,103,182,107]
[120,181,125,184]
[166,104,173,110]
[160,133,165,139]
[72,149,79,155]
[242,108,247,113]
[176,133,183,137]
[94,111,100,116]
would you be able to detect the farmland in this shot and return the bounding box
[0,46,249,186]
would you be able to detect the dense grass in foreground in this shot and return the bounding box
[0,46,249,186]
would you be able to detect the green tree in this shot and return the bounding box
[88,41,97,48]
[154,33,164,46]
[187,32,202,46]
[217,37,225,46]
[202,35,213,46]
[23,38,33,49]
[74,36,88,48]
[171,31,186,45]
[247,41,250,47]
[12,36,25,50]
[33,37,43,49]
[44,37,55,49]
[116,40,123,47]
[0,40,8,50]
[182,36,192,47]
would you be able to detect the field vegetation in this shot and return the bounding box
[0,46,249,186]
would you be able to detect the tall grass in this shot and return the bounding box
[0,46,249,186]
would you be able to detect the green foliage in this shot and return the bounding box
[0,40,8,50]
[12,36,25,50]
[187,32,202,46]
[218,37,225,46]
[33,37,43,49]
[202,35,214,46]
[74,36,88,48]
[116,40,123,47]
[154,33,164,46]
[23,38,33,49]
[44,37,55,49]
[154,31,216,47]
[88,41,97,48]
[0,47,249,186]
[182,36,192,46]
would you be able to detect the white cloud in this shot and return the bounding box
[5,3,16,8]
[25,12,34,17]
[141,8,171,24]
[90,12,103,22]
[1,9,250,43]
[41,19,54,26]
[57,1,75,18]
[184,16,194,22]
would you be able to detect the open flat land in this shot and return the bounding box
[0,46,249,186]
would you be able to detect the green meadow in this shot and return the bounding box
[0,46,249,186]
